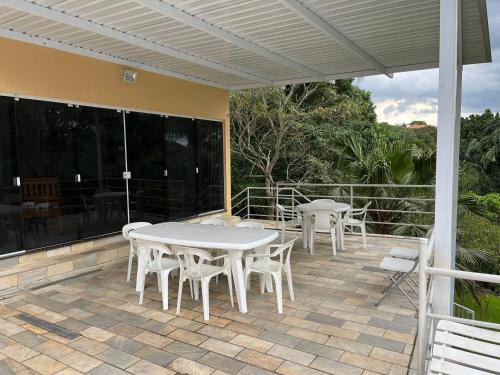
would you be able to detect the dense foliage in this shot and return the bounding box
[230,80,499,300]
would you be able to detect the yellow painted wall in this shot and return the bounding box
[0,37,231,213]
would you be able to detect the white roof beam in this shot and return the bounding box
[0,0,271,85]
[137,0,325,81]
[279,0,391,77]
[0,28,228,89]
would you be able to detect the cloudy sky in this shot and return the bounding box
[356,0,500,125]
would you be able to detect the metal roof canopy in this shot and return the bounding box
[0,0,492,90]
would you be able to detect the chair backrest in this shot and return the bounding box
[346,201,371,221]
[235,220,265,229]
[175,247,215,279]
[311,210,332,232]
[136,241,174,272]
[200,218,226,226]
[269,238,296,267]
[122,222,152,239]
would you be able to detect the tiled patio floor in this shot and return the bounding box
[0,233,419,375]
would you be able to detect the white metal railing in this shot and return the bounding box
[453,302,475,320]
[231,183,434,234]
[416,238,500,374]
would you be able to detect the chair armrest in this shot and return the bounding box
[347,209,366,216]
[245,253,271,262]
[211,254,228,261]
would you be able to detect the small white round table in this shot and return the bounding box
[296,201,350,252]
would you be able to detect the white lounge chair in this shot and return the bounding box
[122,222,152,283]
[429,319,500,374]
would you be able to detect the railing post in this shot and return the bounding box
[292,188,295,219]
[417,237,429,375]
[246,187,250,219]
[276,183,281,227]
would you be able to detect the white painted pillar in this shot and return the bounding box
[434,0,463,315]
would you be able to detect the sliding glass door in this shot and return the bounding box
[126,112,166,223]
[196,119,225,214]
[0,97,23,255]
[75,106,127,237]
[0,94,226,254]
[15,99,82,249]
[164,117,197,220]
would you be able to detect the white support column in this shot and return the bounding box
[434,0,463,315]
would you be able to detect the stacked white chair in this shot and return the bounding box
[175,247,234,320]
[244,238,296,314]
[122,222,152,283]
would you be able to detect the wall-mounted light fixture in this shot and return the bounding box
[121,69,137,84]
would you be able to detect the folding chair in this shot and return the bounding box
[376,231,434,309]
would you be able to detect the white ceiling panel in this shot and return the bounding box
[0,0,492,89]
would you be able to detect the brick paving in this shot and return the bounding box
[0,233,418,374]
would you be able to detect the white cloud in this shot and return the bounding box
[355,0,500,126]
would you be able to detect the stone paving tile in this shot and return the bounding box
[237,364,276,375]
[296,339,344,361]
[57,318,90,332]
[259,330,301,348]
[164,340,208,360]
[325,336,373,356]
[230,334,274,353]
[198,325,238,341]
[34,340,74,359]
[83,314,115,329]
[127,359,176,375]
[168,328,208,346]
[305,312,345,328]
[200,337,244,358]
[0,342,40,362]
[86,363,129,375]
[235,348,283,372]
[267,344,315,366]
[133,345,177,366]
[60,351,103,372]
[287,327,329,344]
[24,354,67,375]
[105,335,145,354]
[199,352,245,374]
[107,322,145,338]
[339,351,392,374]
[309,356,363,375]
[53,368,83,375]
[96,347,141,369]
[80,326,116,342]
[68,337,109,356]
[369,318,415,334]
[370,347,411,367]
[357,333,406,353]
[276,360,330,375]
[0,357,40,375]
[169,357,214,375]
[134,330,173,348]
[11,330,46,347]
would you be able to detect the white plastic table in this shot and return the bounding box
[296,202,350,251]
[129,222,279,313]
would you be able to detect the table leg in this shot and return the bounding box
[228,250,247,313]
[302,214,309,249]
[135,248,144,292]
[336,214,344,250]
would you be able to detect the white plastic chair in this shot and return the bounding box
[343,202,371,248]
[175,247,234,320]
[122,222,151,283]
[276,204,301,243]
[136,242,179,310]
[244,238,296,314]
[308,210,342,255]
[235,220,265,229]
[200,217,227,282]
